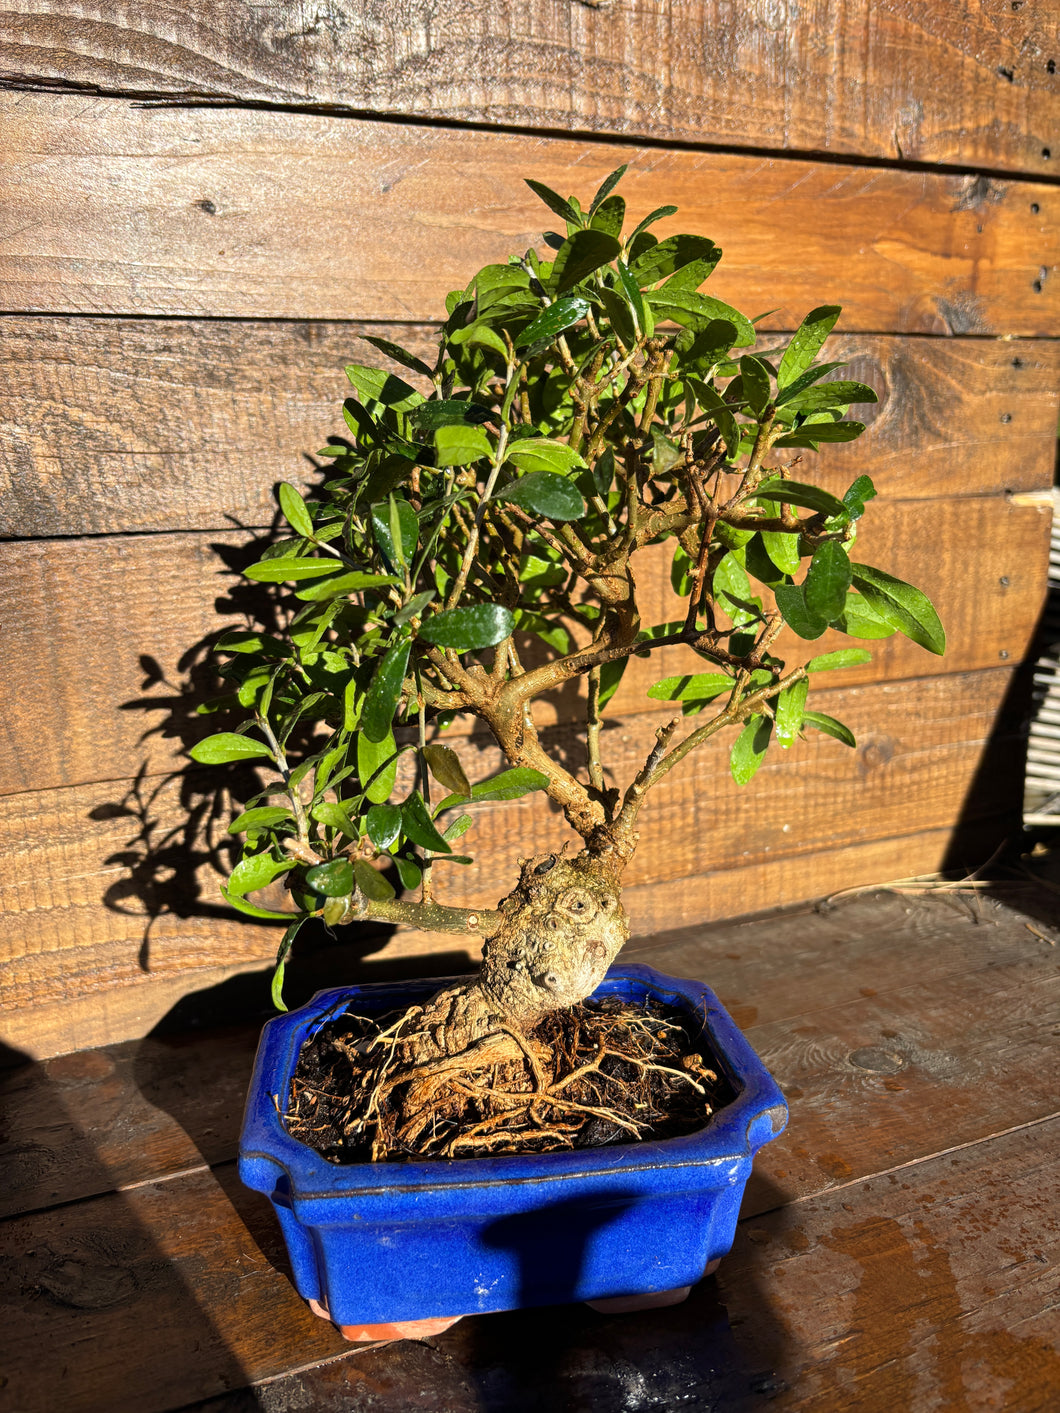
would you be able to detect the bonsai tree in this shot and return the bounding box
[192,166,944,1073]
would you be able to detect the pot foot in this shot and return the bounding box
[586,1284,692,1314]
[307,1296,462,1343]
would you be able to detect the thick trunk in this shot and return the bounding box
[399,850,629,1065]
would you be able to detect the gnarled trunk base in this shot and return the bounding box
[399,849,629,1066]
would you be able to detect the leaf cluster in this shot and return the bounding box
[191,166,945,1000]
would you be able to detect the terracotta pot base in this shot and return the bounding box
[307,1296,462,1343]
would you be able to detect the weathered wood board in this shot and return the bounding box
[1,95,1055,331]
[5,890,1053,1217]
[2,320,1056,538]
[1,1,1057,175]
[1,497,1047,796]
[0,667,1024,1035]
[1,894,1057,1412]
[0,823,1014,1061]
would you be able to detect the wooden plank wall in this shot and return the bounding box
[1,3,1058,1058]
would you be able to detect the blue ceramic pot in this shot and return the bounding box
[239,963,787,1329]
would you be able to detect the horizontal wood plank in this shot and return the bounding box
[1,3,1058,176]
[2,319,1056,538]
[2,895,1057,1411]
[0,822,1014,1061]
[3,885,1045,1214]
[2,95,1056,331]
[0,668,1025,1034]
[1,496,1047,795]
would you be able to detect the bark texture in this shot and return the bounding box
[399,851,628,1063]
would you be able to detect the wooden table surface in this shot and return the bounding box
[2,886,1059,1412]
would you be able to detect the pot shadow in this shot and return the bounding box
[439,1174,794,1411]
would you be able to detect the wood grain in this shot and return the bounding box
[1,2,1057,175]
[0,667,1024,1031]
[0,495,1046,796]
[2,95,1055,331]
[2,319,1056,538]
[0,822,1015,1061]
[2,897,1057,1412]
[3,887,1043,1214]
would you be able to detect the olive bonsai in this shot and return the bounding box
[194,167,944,1093]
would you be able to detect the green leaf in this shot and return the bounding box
[361,636,412,742]
[277,483,314,539]
[190,732,272,765]
[834,593,898,640]
[294,570,400,602]
[597,656,628,709]
[435,766,550,812]
[628,234,719,287]
[774,584,828,640]
[714,552,756,626]
[361,335,433,379]
[449,321,508,357]
[418,604,514,651]
[806,648,873,672]
[804,541,852,623]
[744,533,788,588]
[305,858,355,896]
[647,673,732,703]
[244,557,346,582]
[434,424,494,466]
[850,565,946,655]
[346,364,423,410]
[220,886,294,921]
[625,204,678,247]
[402,791,453,853]
[730,715,772,785]
[589,163,628,216]
[687,378,739,455]
[372,496,419,568]
[784,380,878,413]
[597,285,637,348]
[390,854,421,892]
[442,812,474,843]
[270,918,305,1012]
[778,306,842,387]
[774,421,866,448]
[353,858,396,901]
[754,479,847,518]
[227,850,292,897]
[615,258,647,333]
[551,229,621,292]
[740,355,772,414]
[365,802,402,851]
[761,529,802,575]
[647,290,755,347]
[515,296,591,350]
[497,471,586,521]
[775,678,808,749]
[505,438,587,475]
[413,399,492,431]
[228,806,294,834]
[422,744,471,801]
[773,359,850,406]
[214,630,289,657]
[589,194,625,239]
[842,474,878,519]
[358,729,398,803]
[525,178,580,225]
[803,710,857,748]
[312,800,360,837]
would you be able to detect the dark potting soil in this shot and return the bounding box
[284,995,736,1164]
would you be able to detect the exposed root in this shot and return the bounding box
[285,997,733,1163]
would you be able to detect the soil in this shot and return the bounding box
[284,996,735,1163]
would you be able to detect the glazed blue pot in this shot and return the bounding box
[239,963,787,1328]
